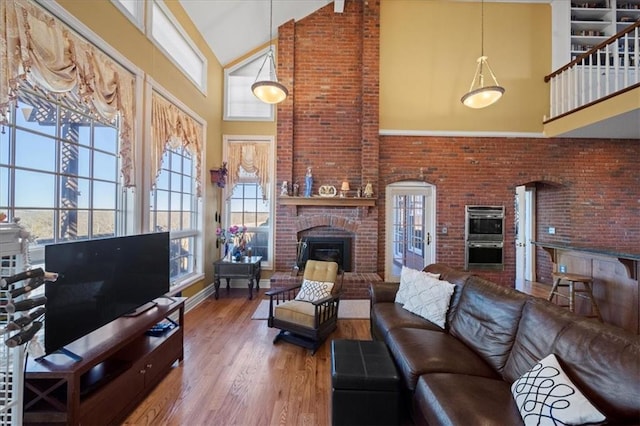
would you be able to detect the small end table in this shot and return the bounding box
[213,256,262,300]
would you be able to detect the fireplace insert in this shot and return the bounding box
[299,237,352,272]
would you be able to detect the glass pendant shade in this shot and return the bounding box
[252,80,288,104]
[252,0,288,104]
[251,50,288,104]
[461,56,504,109]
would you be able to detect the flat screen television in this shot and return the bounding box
[43,232,170,358]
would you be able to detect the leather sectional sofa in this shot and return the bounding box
[369,263,640,425]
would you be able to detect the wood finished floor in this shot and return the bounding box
[122,281,551,425]
[122,290,371,426]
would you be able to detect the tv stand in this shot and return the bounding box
[23,297,185,425]
[123,300,158,317]
[46,347,83,362]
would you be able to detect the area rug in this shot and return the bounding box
[251,299,370,320]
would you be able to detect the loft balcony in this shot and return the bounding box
[544,22,639,139]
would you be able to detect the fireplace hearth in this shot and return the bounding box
[299,237,353,272]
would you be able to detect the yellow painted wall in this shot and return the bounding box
[380,0,551,133]
[54,0,224,297]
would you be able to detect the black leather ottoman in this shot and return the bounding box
[331,339,400,426]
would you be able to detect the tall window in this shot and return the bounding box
[224,137,274,268]
[148,88,204,291]
[0,84,123,249]
[150,146,198,288]
[224,49,275,121]
[149,0,207,92]
[229,177,270,262]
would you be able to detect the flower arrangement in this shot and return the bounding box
[217,225,249,261]
[216,225,247,245]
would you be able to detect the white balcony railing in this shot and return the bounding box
[545,22,640,120]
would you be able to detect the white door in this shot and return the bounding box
[515,185,535,290]
[385,182,435,281]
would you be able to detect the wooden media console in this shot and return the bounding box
[23,297,185,425]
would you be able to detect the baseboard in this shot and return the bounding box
[184,284,216,313]
[184,279,271,313]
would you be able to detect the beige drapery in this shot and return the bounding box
[151,92,203,197]
[227,143,270,200]
[0,0,136,186]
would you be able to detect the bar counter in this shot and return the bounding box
[533,241,638,334]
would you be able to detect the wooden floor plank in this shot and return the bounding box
[122,290,370,425]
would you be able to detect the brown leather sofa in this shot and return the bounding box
[369,263,640,425]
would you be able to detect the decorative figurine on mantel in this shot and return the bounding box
[304,167,313,198]
[363,181,374,198]
[281,181,289,197]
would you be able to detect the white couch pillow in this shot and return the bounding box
[511,353,606,426]
[295,279,334,302]
[395,266,440,305]
[401,274,454,328]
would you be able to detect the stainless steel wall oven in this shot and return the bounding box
[465,206,505,270]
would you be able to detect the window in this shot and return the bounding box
[224,49,275,121]
[149,0,207,93]
[0,84,123,251]
[150,146,199,290]
[229,180,270,261]
[111,0,145,31]
[223,137,274,268]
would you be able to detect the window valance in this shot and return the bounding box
[151,92,203,197]
[228,143,270,200]
[0,0,136,186]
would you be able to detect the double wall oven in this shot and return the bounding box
[465,206,505,270]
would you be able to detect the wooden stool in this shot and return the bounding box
[548,273,603,321]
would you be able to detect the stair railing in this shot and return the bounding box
[544,22,639,121]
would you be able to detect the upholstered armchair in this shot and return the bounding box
[266,260,343,353]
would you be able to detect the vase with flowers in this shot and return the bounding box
[216,224,247,261]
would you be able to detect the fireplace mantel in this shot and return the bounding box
[279,196,375,207]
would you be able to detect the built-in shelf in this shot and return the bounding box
[569,0,640,58]
[279,196,376,207]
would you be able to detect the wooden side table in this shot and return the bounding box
[213,256,262,300]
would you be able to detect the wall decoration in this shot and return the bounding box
[210,162,228,188]
[319,185,337,197]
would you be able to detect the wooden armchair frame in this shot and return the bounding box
[265,261,344,353]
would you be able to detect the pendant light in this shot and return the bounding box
[461,0,504,109]
[252,0,288,104]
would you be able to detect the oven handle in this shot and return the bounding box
[468,242,503,248]
[468,214,504,219]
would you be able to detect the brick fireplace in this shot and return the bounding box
[271,206,381,299]
[269,1,381,298]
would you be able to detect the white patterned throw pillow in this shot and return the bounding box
[511,354,606,426]
[295,279,334,303]
[401,274,455,328]
[395,266,440,305]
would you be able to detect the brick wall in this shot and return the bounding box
[378,136,640,286]
[275,1,640,296]
[276,1,380,286]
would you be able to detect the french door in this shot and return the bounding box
[385,182,436,281]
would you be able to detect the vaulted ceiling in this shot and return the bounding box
[179,0,343,66]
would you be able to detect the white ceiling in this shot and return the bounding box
[179,0,335,66]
